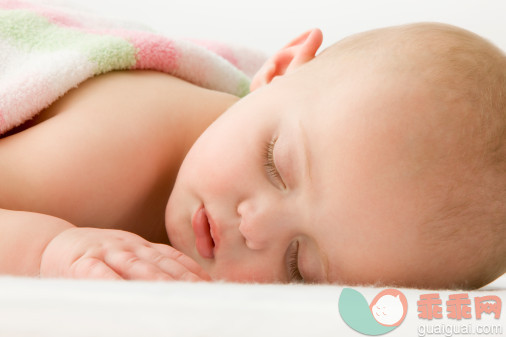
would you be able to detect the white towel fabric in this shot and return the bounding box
[0,275,504,337]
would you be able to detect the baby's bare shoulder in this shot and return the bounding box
[0,70,224,229]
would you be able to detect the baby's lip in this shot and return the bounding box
[192,206,219,259]
[206,209,220,252]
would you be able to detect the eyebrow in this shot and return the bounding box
[297,120,329,283]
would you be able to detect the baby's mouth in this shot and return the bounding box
[192,206,215,259]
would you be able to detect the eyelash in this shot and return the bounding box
[264,138,285,188]
[264,140,300,282]
[289,241,303,283]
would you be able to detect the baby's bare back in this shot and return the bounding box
[0,70,233,244]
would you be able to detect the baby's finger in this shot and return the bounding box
[135,245,210,281]
[150,243,212,281]
[139,249,207,282]
[104,250,175,281]
[71,256,123,280]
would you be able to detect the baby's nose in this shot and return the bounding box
[237,198,291,251]
[237,208,268,250]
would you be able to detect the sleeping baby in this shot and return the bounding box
[0,8,504,289]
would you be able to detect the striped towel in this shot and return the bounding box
[0,0,266,135]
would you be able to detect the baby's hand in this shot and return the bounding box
[40,227,211,282]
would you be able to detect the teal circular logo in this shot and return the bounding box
[338,288,408,335]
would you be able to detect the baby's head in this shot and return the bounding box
[165,23,506,289]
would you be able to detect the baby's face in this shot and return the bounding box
[165,62,459,286]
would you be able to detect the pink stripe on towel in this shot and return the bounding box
[0,0,84,27]
[104,30,179,72]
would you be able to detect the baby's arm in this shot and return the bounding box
[0,208,74,276]
[0,208,210,281]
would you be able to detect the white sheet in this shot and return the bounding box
[0,275,504,337]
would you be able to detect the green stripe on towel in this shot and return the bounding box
[0,9,137,74]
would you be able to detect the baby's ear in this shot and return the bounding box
[250,28,323,91]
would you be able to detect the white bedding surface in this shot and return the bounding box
[0,275,504,337]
